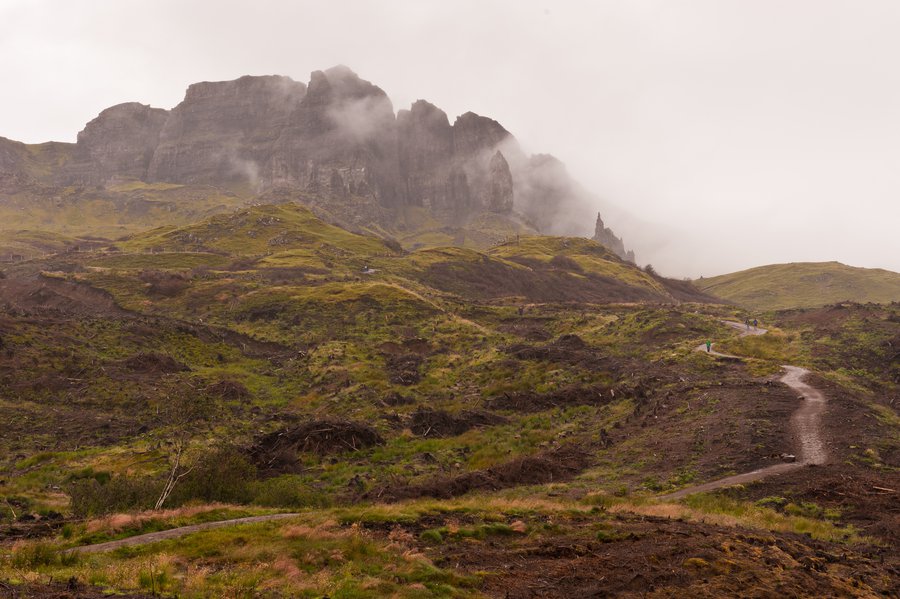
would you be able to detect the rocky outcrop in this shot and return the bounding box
[485,151,514,213]
[0,65,629,250]
[148,75,306,185]
[70,103,169,184]
[395,101,518,218]
[593,213,635,262]
[267,66,399,204]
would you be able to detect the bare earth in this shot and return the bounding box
[67,322,830,552]
[660,321,828,500]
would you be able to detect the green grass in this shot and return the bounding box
[696,261,900,310]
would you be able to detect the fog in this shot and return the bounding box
[2,0,898,277]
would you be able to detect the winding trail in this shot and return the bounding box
[66,323,829,551]
[658,321,828,501]
[67,513,300,555]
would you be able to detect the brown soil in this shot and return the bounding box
[121,352,189,374]
[0,398,143,454]
[487,382,644,413]
[365,444,591,501]
[810,372,900,467]
[248,420,384,474]
[422,258,667,303]
[381,392,415,406]
[0,275,127,317]
[0,515,70,542]
[409,408,507,437]
[496,317,552,341]
[608,376,800,490]
[385,353,423,385]
[421,255,717,304]
[426,510,896,598]
[727,463,900,549]
[205,379,250,400]
[378,338,431,355]
[1,579,156,598]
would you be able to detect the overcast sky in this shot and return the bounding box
[2,0,898,277]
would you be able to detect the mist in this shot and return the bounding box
[2,0,899,277]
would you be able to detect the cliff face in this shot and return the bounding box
[1,66,627,249]
[148,75,306,185]
[71,103,169,184]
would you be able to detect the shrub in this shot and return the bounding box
[170,448,257,505]
[12,542,79,568]
[138,269,191,297]
[251,476,331,509]
[68,475,161,517]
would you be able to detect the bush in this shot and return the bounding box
[251,475,331,509]
[68,476,160,517]
[170,448,257,505]
[12,542,79,568]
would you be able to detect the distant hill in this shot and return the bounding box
[696,261,900,310]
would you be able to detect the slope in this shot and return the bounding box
[696,261,900,310]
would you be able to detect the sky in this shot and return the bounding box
[1,0,898,277]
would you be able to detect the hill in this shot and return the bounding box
[696,261,900,310]
[0,204,897,597]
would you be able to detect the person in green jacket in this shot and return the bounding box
[706,340,712,352]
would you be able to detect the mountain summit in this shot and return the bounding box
[0,66,633,258]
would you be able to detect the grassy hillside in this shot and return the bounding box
[0,206,897,597]
[696,261,900,310]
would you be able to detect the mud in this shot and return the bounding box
[409,408,507,437]
[504,333,602,368]
[487,383,643,413]
[732,464,900,548]
[385,353,423,385]
[248,420,384,474]
[121,352,190,374]
[0,579,157,598]
[0,275,127,317]
[205,379,250,400]
[426,510,897,598]
[365,444,590,501]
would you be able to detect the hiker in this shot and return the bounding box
[706,340,711,353]
[753,318,758,328]
[745,319,750,330]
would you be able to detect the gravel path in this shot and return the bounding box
[659,321,827,501]
[67,513,300,555]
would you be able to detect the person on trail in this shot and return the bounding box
[745,319,750,330]
[753,318,758,328]
[706,340,711,352]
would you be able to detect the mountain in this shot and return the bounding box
[696,261,900,310]
[0,66,634,259]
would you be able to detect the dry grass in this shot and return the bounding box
[84,503,244,534]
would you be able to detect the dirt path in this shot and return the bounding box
[67,513,299,555]
[659,321,827,501]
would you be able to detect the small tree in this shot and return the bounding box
[153,391,217,510]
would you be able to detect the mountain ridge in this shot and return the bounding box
[0,66,635,260]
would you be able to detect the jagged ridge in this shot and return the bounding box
[0,66,633,259]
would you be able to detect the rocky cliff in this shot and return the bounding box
[0,66,630,255]
[593,213,635,263]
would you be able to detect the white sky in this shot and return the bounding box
[2,0,898,277]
